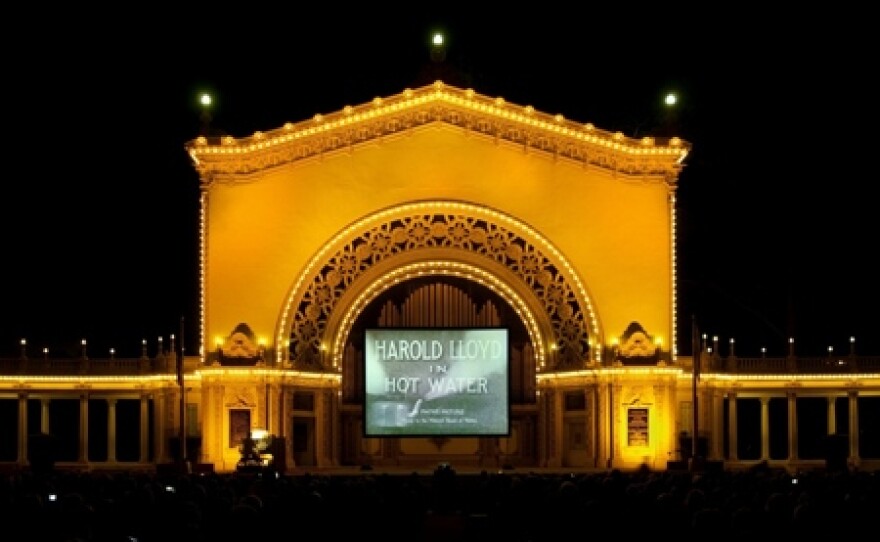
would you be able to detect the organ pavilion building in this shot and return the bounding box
[2,81,879,474]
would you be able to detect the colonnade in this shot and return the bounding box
[6,390,176,469]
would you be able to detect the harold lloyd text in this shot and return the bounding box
[373,339,504,361]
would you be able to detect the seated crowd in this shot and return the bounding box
[1,462,877,541]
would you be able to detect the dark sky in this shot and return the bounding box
[2,8,877,359]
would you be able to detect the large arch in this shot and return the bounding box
[328,259,546,366]
[276,200,603,369]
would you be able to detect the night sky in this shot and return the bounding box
[2,8,877,359]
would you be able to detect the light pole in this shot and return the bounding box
[177,318,187,470]
[691,315,700,469]
[430,31,446,63]
[199,92,213,136]
[659,91,681,138]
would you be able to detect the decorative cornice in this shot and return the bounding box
[185,81,691,186]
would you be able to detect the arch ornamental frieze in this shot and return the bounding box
[277,201,602,371]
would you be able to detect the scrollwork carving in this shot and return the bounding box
[288,211,592,370]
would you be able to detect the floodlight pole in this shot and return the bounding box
[691,315,700,468]
[179,316,187,471]
[199,93,213,136]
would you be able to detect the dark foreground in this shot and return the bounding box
[2,464,878,541]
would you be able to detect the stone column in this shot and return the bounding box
[611,383,622,466]
[849,391,859,466]
[79,394,89,463]
[727,392,738,461]
[41,399,50,434]
[17,393,28,466]
[760,397,770,460]
[200,382,215,467]
[788,392,798,461]
[827,396,837,435]
[284,388,295,469]
[154,389,168,463]
[140,394,150,463]
[546,387,563,468]
[314,390,330,467]
[107,399,117,463]
[268,381,280,436]
[710,389,724,460]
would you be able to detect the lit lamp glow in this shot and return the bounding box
[258,337,267,359]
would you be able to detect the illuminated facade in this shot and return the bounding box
[2,82,880,473]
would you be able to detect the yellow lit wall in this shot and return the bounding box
[203,124,674,354]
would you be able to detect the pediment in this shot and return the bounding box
[186,80,690,186]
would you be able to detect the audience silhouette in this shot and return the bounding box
[0,463,876,541]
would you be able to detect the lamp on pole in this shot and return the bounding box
[199,92,213,136]
[430,31,446,63]
[691,315,700,469]
[177,318,187,470]
[658,91,681,138]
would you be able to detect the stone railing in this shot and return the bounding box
[4,353,880,377]
[697,355,880,374]
[0,355,197,377]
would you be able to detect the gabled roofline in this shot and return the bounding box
[185,80,690,185]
